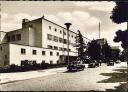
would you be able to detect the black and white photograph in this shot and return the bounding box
[0,0,127,91]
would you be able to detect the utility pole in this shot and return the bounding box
[64,23,72,65]
[99,22,102,65]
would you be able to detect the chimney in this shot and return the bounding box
[22,18,29,28]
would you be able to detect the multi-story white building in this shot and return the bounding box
[0,17,90,67]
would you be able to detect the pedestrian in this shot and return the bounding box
[99,60,101,66]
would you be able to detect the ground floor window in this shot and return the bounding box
[50,60,53,64]
[50,51,53,56]
[42,60,45,64]
[33,50,36,55]
[56,52,59,56]
[32,60,37,64]
[21,48,26,54]
[57,60,59,64]
[42,51,45,55]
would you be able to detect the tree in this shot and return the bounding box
[87,40,101,61]
[111,2,128,63]
[114,30,128,49]
[120,50,127,62]
[111,2,128,84]
[110,1,128,24]
[75,30,86,61]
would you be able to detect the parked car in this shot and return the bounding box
[107,61,114,66]
[88,61,99,68]
[115,60,121,64]
[67,61,85,72]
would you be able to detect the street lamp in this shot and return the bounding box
[64,23,72,65]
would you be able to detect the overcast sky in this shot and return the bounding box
[0,1,127,49]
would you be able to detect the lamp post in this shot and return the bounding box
[65,23,72,65]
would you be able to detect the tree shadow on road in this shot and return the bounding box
[63,70,79,73]
[97,67,127,92]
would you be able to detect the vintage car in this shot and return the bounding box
[115,60,121,64]
[107,61,114,66]
[88,61,99,68]
[67,61,85,72]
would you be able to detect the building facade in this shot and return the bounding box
[0,17,90,67]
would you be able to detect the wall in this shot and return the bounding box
[22,18,42,47]
[42,18,77,52]
[29,27,35,46]
[0,44,9,67]
[7,28,30,45]
[9,44,76,65]
[9,44,76,66]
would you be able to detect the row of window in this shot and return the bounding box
[48,26,75,38]
[47,45,71,51]
[47,34,74,45]
[21,48,59,56]
[7,34,21,42]
[21,60,59,65]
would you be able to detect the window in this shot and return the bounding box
[64,48,67,51]
[55,28,57,32]
[50,51,53,56]
[53,36,58,42]
[33,50,36,55]
[21,48,26,54]
[72,35,73,38]
[50,60,53,64]
[64,39,67,44]
[17,34,21,40]
[69,49,71,51]
[0,47,2,51]
[12,35,15,41]
[57,60,59,64]
[59,37,63,43]
[47,34,52,40]
[64,32,66,35]
[32,61,37,65]
[59,47,63,50]
[42,60,45,64]
[21,60,25,66]
[54,46,58,50]
[42,51,45,55]
[49,26,51,30]
[60,30,62,34]
[7,36,10,42]
[56,52,59,56]
[5,55,7,59]
[47,45,53,49]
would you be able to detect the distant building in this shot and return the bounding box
[0,17,90,67]
[96,38,107,46]
[111,46,120,50]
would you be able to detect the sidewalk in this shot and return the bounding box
[0,67,67,84]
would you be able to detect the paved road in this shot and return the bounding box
[0,62,127,91]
